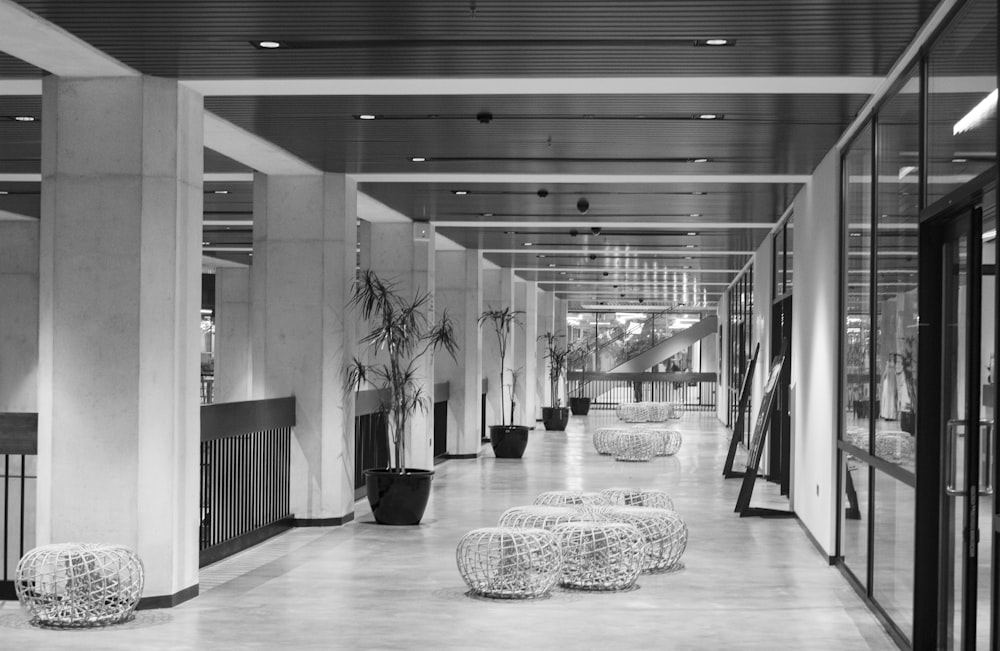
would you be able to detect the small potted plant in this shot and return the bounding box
[539,331,570,430]
[479,306,530,458]
[346,270,458,525]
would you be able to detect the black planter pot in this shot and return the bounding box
[569,397,592,416]
[489,425,530,458]
[363,468,434,525]
[900,410,915,435]
[541,407,570,431]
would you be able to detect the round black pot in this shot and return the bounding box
[569,397,592,416]
[541,406,570,431]
[489,425,530,458]
[363,468,434,525]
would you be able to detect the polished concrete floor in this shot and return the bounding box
[1,411,899,650]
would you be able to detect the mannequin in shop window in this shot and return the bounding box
[880,359,897,420]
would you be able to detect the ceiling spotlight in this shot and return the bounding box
[358,114,377,120]
[589,254,597,260]
[256,40,282,49]
[577,197,589,214]
[591,227,602,236]
[410,156,427,162]
[570,229,579,237]
[603,271,609,277]
[612,284,618,288]
[620,293,625,298]
[476,111,493,124]
[638,297,644,304]
[537,189,549,198]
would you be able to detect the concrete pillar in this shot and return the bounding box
[0,221,38,412]
[554,298,568,405]
[515,280,538,422]
[435,249,482,457]
[214,267,252,403]
[536,290,554,410]
[37,76,202,602]
[251,172,357,523]
[367,222,437,470]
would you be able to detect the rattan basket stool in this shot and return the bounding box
[456,527,562,599]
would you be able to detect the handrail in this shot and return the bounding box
[568,371,716,383]
[200,397,295,442]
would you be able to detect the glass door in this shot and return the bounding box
[918,185,997,650]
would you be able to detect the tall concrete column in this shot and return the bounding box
[367,222,437,470]
[214,267,252,403]
[515,280,538,423]
[0,221,38,412]
[537,290,555,409]
[251,172,357,523]
[435,248,482,457]
[37,76,202,602]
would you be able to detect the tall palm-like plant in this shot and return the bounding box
[539,331,570,408]
[478,306,524,426]
[347,270,457,473]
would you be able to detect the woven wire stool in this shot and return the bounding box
[593,428,626,455]
[456,527,561,599]
[15,543,144,628]
[667,403,683,419]
[554,521,644,591]
[621,403,650,423]
[612,431,655,462]
[499,505,592,531]
[595,506,688,572]
[637,428,682,456]
[874,430,915,461]
[600,488,674,510]
[534,491,608,507]
[614,403,627,419]
[646,403,669,422]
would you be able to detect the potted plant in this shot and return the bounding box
[539,331,571,430]
[346,270,458,525]
[567,342,592,415]
[479,306,530,458]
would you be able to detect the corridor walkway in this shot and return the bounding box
[0,411,897,650]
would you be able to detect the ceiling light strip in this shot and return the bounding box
[435,220,776,229]
[353,173,810,184]
[484,248,751,256]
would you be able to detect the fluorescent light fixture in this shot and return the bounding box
[0,191,7,195]
[692,158,709,163]
[953,88,998,135]
[452,190,469,195]
[410,157,427,162]
[200,309,213,314]
[523,242,533,246]
[705,39,730,46]
[898,165,917,180]
[257,40,282,49]
[13,116,35,122]
[358,114,377,120]
[687,232,698,236]
[697,113,719,120]
[213,190,229,195]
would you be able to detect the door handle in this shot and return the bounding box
[946,419,965,496]
[980,421,994,496]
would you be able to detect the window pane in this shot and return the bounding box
[872,471,915,645]
[927,0,998,204]
[842,457,870,583]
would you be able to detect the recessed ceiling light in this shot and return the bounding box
[256,40,282,49]
[683,265,692,269]
[696,114,720,120]
[952,158,968,163]
[685,244,696,248]
[560,271,567,275]
[213,190,229,195]
[548,263,557,267]
[704,38,731,46]
[0,191,7,195]
[684,256,694,260]
[687,232,698,236]
[358,114,377,120]
[691,158,709,163]
[202,241,210,246]
[689,213,701,218]
[692,191,706,195]
[13,116,35,122]
[850,232,862,237]
[410,157,427,162]
[537,254,546,258]
[523,242,533,246]
[482,212,494,217]
[452,190,469,195]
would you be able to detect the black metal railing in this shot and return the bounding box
[0,413,36,600]
[200,397,294,567]
[354,382,449,500]
[567,372,717,410]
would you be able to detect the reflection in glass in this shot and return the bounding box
[873,470,915,645]
[927,0,997,205]
[842,457,869,583]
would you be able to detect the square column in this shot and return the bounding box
[537,290,555,410]
[366,222,437,470]
[214,267,252,403]
[38,76,202,602]
[435,249,482,457]
[515,280,538,422]
[251,173,357,523]
[0,221,38,411]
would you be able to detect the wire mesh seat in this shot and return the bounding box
[553,521,644,591]
[594,506,688,572]
[600,488,675,510]
[499,505,592,531]
[15,543,144,628]
[456,527,562,599]
[534,490,608,507]
[612,431,655,462]
[593,427,627,455]
[636,428,683,456]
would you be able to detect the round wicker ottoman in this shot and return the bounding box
[647,403,669,422]
[612,431,655,462]
[456,527,562,599]
[499,505,592,531]
[593,428,626,455]
[534,490,608,507]
[595,506,688,572]
[600,488,675,510]
[554,521,644,590]
[637,428,682,456]
[15,543,144,628]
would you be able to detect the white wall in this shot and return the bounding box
[790,148,841,554]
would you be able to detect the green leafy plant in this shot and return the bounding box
[478,306,525,426]
[539,331,570,408]
[346,270,458,473]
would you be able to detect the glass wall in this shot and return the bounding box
[772,216,794,299]
[727,266,754,429]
